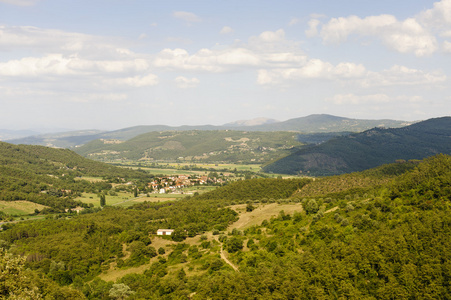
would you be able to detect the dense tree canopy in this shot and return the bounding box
[0,154,450,299]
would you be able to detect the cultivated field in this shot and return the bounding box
[0,200,48,216]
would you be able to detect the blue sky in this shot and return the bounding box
[0,0,450,131]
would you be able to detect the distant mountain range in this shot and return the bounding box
[0,129,39,141]
[7,114,413,148]
[263,117,451,176]
[73,130,303,164]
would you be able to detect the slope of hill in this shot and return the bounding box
[0,129,39,141]
[74,130,303,164]
[234,114,413,132]
[1,154,450,299]
[264,117,451,176]
[7,114,412,148]
[0,142,152,211]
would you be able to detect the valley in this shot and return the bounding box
[0,116,450,299]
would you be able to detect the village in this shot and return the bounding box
[147,173,228,194]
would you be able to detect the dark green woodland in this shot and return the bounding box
[1,136,451,299]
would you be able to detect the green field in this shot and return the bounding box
[75,191,190,208]
[0,201,48,216]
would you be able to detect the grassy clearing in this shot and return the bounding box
[227,203,304,231]
[76,192,190,208]
[96,202,302,283]
[0,201,48,215]
[74,176,105,182]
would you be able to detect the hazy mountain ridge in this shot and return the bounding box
[263,116,451,176]
[7,114,413,148]
[73,130,303,164]
[0,129,40,141]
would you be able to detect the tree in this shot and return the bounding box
[225,236,243,253]
[100,194,106,207]
[109,283,135,299]
[0,249,43,299]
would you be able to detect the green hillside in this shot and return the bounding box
[264,117,451,176]
[0,142,152,212]
[74,130,303,164]
[1,154,450,299]
[237,114,413,132]
[8,114,412,148]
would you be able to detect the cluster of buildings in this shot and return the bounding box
[148,174,226,194]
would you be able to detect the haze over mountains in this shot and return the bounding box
[5,114,413,149]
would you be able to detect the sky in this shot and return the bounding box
[0,0,450,131]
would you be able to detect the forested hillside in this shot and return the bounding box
[74,130,302,164]
[0,142,152,212]
[1,154,450,299]
[264,117,451,176]
[8,114,411,149]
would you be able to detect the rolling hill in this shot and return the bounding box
[7,114,412,148]
[73,130,303,164]
[0,141,152,211]
[1,153,450,299]
[263,117,451,176]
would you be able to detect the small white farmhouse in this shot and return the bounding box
[157,229,174,236]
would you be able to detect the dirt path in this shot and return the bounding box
[213,236,239,272]
[220,245,239,272]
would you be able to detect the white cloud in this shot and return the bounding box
[288,18,300,26]
[419,0,451,29]
[315,14,437,56]
[362,65,446,87]
[257,29,285,43]
[220,26,234,35]
[107,74,159,88]
[0,54,150,77]
[326,93,390,105]
[173,11,201,23]
[0,25,133,60]
[305,19,320,37]
[0,0,39,6]
[443,40,451,52]
[175,76,200,88]
[154,47,262,72]
[326,93,425,105]
[257,60,366,85]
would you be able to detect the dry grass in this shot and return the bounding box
[96,202,305,283]
[0,200,48,215]
[228,203,304,231]
[98,262,153,282]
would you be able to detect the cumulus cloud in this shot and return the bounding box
[256,29,285,43]
[257,60,366,85]
[173,11,201,23]
[314,14,437,56]
[220,26,234,34]
[305,19,321,37]
[0,54,150,77]
[154,48,262,72]
[362,65,446,87]
[419,0,451,30]
[175,76,200,88]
